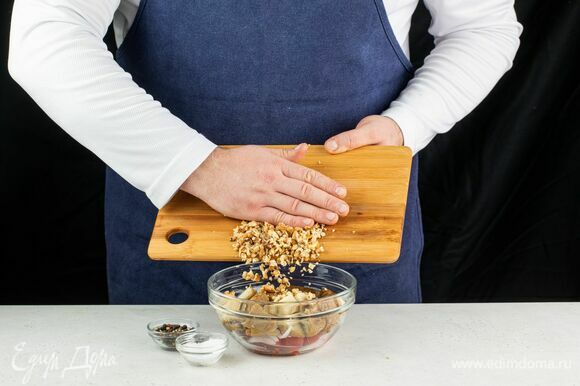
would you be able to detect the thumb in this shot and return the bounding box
[324,126,378,154]
[272,143,309,162]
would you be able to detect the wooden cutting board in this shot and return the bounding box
[148,145,412,264]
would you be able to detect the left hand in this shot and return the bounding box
[324,115,404,154]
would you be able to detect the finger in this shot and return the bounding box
[275,177,350,217]
[271,143,309,162]
[324,125,380,154]
[282,161,348,199]
[258,207,314,228]
[268,193,339,225]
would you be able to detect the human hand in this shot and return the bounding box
[180,144,349,227]
[324,115,404,154]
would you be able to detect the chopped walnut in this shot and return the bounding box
[231,221,326,296]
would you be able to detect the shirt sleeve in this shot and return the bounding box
[8,0,217,208]
[382,0,523,154]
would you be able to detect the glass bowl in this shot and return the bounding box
[176,331,228,366]
[208,263,356,356]
[147,318,200,350]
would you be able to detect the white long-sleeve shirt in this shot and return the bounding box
[8,0,522,208]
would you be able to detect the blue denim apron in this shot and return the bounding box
[106,0,423,304]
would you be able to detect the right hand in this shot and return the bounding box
[180,144,349,227]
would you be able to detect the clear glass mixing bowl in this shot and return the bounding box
[208,263,356,356]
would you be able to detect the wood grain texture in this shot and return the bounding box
[148,145,412,263]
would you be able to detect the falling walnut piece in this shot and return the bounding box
[231,221,326,298]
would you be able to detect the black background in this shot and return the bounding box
[1,1,578,304]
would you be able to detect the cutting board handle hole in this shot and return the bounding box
[166,230,189,245]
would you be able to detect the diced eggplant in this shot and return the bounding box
[317,296,344,312]
[265,292,298,316]
[238,286,256,300]
[219,292,244,325]
[244,320,279,336]
[249,292,269,302]
[283,320,307,338]
[300,316,326,337]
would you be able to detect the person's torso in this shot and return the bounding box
[114,0,413,145]
[112,0,418,60]
[106,0,422,304]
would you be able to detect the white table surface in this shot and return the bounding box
[1,304,579,386]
